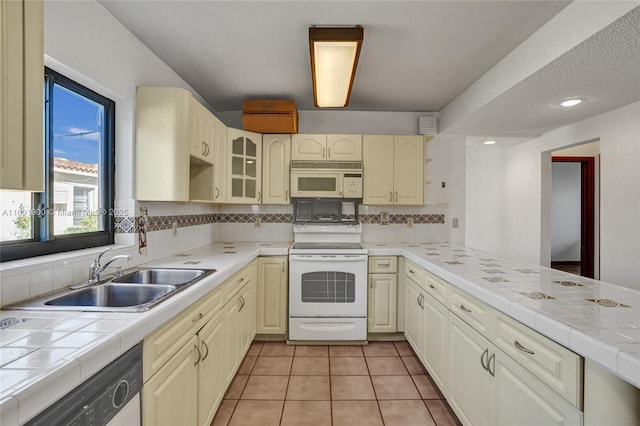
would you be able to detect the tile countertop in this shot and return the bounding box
[364,242,640,389]
[0,241,291,426]
[1,240,639,424]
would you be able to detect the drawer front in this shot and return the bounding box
[449,287,492,337]
[224,261,255,303]
[143,298,210,382]
[423,270,449,306]
[493,312,583,407]
[369,256,398,273]
[405,260,424,289]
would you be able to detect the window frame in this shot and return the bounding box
[0,67,115,261]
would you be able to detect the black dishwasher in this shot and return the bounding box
[25,342,142,426]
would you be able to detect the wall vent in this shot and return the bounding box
[418,116,438,135]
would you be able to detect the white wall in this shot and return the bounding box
[44,0,218,245]
[551,162,581,261]
[465,101,640,289]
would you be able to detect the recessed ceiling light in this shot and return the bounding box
[559,98,583,107]
[483,140,496,145]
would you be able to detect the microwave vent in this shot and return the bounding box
[419,116,438,135]
[291,161,363,171]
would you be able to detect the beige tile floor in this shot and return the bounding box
[212,341,461,426]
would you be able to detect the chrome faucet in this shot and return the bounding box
[71,248,132,289]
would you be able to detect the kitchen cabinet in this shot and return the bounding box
[421,270,450,392]
[262,135,291,204]
[368,256,398,333]
[136,86,216,202]
[447,313,581,426]
[291,134,362,161]
[142,261,257,426]
[212,114,228,202]
[189,99,214,164]
[363,135,424,205]
[0,0,44,191]
[404,277,424,359]
[257,256,288,334]
[143,335,199,426]
[227,128,262,203]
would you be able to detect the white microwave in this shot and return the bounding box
[290,161,363,198]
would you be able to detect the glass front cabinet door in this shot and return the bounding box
[227,128,262,204]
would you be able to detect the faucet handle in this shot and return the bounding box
[94,247,112,266]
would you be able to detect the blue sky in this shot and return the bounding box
[53,84,102,164]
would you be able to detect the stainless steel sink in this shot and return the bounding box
[44,284,176,308]
[111,268,210,287]
[8,267,216,312]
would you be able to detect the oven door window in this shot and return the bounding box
[301,271,355,303]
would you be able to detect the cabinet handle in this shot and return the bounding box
[395,191,398,202]
[201,341,209,361]
[416,294,421,306]
[389,191,393,202]
[514,340,535,355]
[488,353,496,377]
[194,344,202,366]
[409,269,415,274]
[192,313,203,323]
[323,147,326,158]
[459,304,472,313]
[378,262,391,267]
[285,189,289,201]
[214,186,220,199]
[258,191,262,202]
[480,348,489,371]
[282,262,285,273]
[429,284,436,289]
[370,278,373,289]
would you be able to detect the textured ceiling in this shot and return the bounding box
[446,6,640,138]
[98,0,570,112]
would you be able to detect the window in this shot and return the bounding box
[0,68,115,261]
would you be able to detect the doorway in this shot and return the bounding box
[550,156,595,278]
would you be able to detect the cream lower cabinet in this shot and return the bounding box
[421,291,448,391]
[404,277,424,358]
[448,313,581,426]
[257,257,288,334]
[368,256,398,333]
[143,334,199,426]
[142,261,257,426]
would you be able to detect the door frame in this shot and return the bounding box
[551,156,595,278]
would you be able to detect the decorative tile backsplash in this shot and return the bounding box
[114,213,446,233]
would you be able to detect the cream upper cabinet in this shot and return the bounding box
[262,135,291,204]
[291,134,326,160]
[137,86,223,202]
[363,135,424,205]
[326,134,362,161]
[363,135,394,204]
[136,87,191,201]
[0,0,44,191]
[227,128,262,204]
[212,114,228,203]
[189,99,214,164]
[393,135,424,205]
[257,257,288,334]
[291,134,362,161]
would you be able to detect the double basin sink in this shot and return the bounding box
[14,268,215,312]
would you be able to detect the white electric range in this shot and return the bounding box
[288,223,368,341]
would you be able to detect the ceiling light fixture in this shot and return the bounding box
[309,26,364,108]
[484,140,496,145]
[559,98,583,107]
